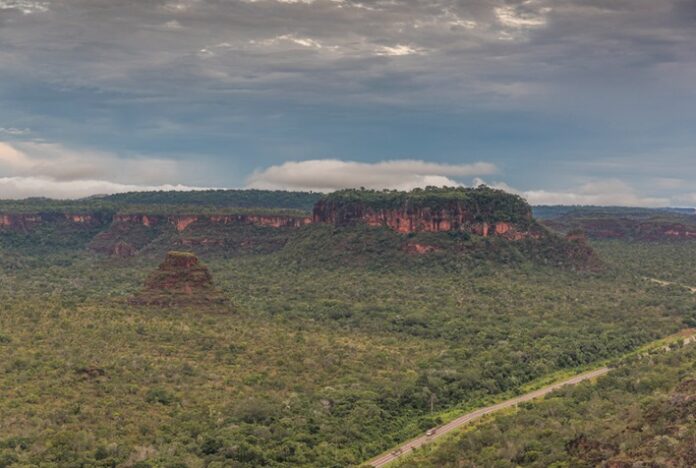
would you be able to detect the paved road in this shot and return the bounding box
[366,367,610,468]
[646,277,696,293]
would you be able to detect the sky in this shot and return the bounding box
[1,0,695,205]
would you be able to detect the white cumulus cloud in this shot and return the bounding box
[474,177,671,207]
[0,177,205,200]
[0,141,207,199]
[246,159,498,191]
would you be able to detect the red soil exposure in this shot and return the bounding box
[403,243,441,255]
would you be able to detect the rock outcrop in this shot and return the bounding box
[88,212,312,256]
[130,251,226,306]
[168,214,312,232]
[109,213,311,232]
[313,187,541,240]
[111,240,136,257]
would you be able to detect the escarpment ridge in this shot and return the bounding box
[0,187,603,268]
[537,206,696,241]
[313,186,541,239]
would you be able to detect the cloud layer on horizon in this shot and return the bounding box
[246,159,497,191]
[0,147,692,207]
[0,140,206,199]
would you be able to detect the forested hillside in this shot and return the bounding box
[0,191,694,466]
[395,341,696,467]
[0,189,321,214]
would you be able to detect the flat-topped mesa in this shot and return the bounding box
[313,186,538,239]
[130,251,226,306]
[159,251,201,270]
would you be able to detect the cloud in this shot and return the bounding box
[0,177,205,200]
[246,159,497,191]
[375,45,423,57]
[0,141,185,184]
[0,1,48,14]
[475,177,671,208]
[672,192,696,206]
[495,3,550,29]
[0,127,30,136]
[0,140,209,198]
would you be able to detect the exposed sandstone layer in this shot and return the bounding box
[313,200,539,240]
[89,212,312,255]
[112,213,311,232]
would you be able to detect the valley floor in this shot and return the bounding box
[1,239,695,466]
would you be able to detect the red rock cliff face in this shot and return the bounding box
[65,214,97,224]
[0,214,41,230]
[2,212,312,233]
[0,214,42,230]
[113,214,163,227]
[0,213,104,230]
[168,214,312,232]
[171,215,198,232]
[313,201,536,239]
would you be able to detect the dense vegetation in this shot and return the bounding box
[320,186,532,223]
[102,190,321,212]
[1,233,694,466]
[0,189,320,214]
[1,191,695,466]
[395,341,696,467]
[280,223,600,271]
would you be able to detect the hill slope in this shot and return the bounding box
[395,343,696,468]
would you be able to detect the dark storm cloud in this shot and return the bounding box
[0,0,695,202]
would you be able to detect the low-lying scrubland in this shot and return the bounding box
[1,234,694,466]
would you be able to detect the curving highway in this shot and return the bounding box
[366,367,611,467]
